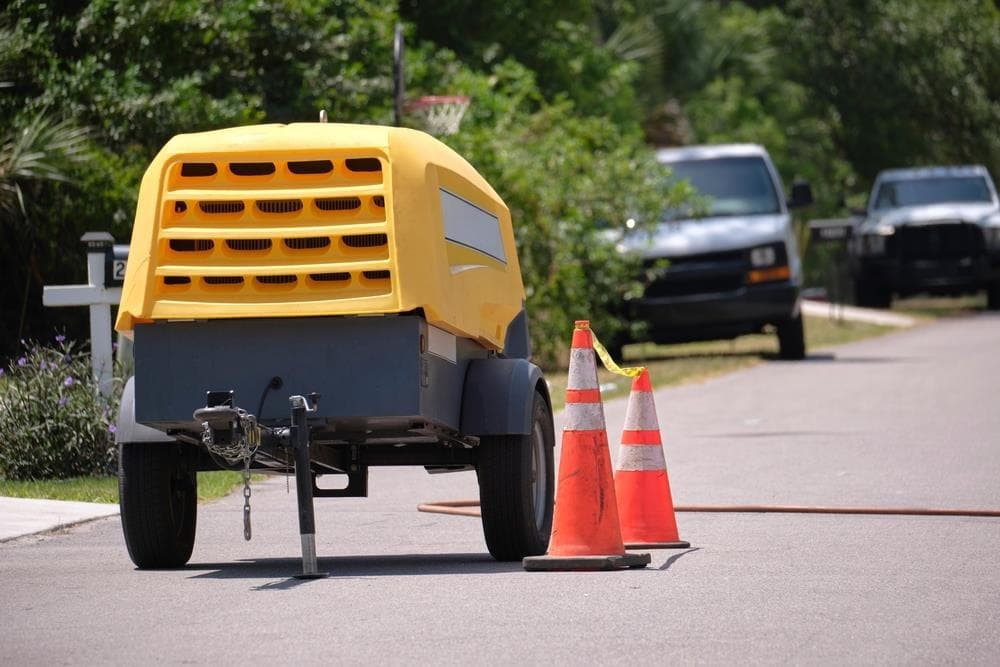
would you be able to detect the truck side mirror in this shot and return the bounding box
[788,179,813,209]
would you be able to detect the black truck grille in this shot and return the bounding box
[643,249,747,298]
[892,223,984,261]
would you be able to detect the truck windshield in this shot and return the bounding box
[666,156,781,219]
[873,176,993,210]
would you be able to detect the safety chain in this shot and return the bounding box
[243,455,253,541]
[198,410,260,541]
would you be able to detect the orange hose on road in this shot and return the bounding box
[416,500,1000,519]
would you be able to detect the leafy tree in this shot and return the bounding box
[436,59,691,366]
[784,0,1000,185]
[0,113,92,345]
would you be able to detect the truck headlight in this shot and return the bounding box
[986,227,1000,250]
[747,243,790,283]
[865,234,886,255]
[749,245,777,267]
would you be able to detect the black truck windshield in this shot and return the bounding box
[667,156,781,219]
[873,176,993,210]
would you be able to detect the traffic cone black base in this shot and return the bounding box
[523,552,651,572]
[624,539,690,550]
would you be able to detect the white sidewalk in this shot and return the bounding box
[0,497,119,542]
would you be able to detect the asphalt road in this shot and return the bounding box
[3,313,999,664]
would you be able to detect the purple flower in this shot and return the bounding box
[17,357,27,367]
[58,397,68,407]
[63,376,75,387]
[108,424,118,434]
[55,334,66,343]
[0,368,4,377]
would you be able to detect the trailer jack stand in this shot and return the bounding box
[289,394,327,580]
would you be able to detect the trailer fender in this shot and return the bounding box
[461,358,550,436]
[116,377,176,444]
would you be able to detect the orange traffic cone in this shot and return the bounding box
[523,321,650,571]
[614,369,690,549]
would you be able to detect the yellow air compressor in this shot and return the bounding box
[114,123,553,575]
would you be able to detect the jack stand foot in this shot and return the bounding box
[293,533,327,580]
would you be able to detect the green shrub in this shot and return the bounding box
[0,337,120,480]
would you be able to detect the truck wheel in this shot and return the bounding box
[777,312,806,360]
[855,279,891,309]
[119,442,197,568]
[476,391,554,561]
[987,282,1000,311]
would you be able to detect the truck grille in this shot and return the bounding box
[643,249,747,299]
[154,153,394,305]
[892,223,984,261]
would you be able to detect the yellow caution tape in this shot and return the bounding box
[590,329,646,379]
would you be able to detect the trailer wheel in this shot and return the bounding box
[119,442,197,568]
[776,312,806,360]
[476,391,554,560]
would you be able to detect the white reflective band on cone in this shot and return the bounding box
[623,391,660,431]
[567,348,599,390]
[617,444,667,471]
[563,402,607,431]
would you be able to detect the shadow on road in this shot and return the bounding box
[187,552,522,588]
[658,547,700,571]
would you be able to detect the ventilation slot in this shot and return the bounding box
[310,272,351,282]
[284,237,331,250]
[288,160,333,175]
[181,163,217,177]
[343,234,388,248]
[256,199,303,214]
[163,276,191,285]
[204,276,244,286]
[363,270,390,280]
[316,197,362,212]
[226,239,272,251]
[346,158,382,172]
[373,196,385,208]
[256,275,297,285]
[229,162,275,176]
[199,201,245,214]
[169,239,214,252]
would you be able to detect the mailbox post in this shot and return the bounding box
[42,232,125,397]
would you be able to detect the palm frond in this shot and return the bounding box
[604,16,663,63]
[0,114,91,221]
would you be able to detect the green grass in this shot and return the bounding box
[891,293,987,318]
[0,471,258,504]
[545,314,897,411]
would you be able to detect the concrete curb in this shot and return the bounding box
[0,497,119,542]
[802,299,918,328]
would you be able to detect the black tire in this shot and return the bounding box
[476,391,555,561]
[987,282,1000,311]
[119,442,197,568]
[854,278,891,309]
[777,312,806,360]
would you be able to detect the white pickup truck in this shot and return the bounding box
[616,143,813,359]
[848,165,1000,309]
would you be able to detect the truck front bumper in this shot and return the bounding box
[630,280,800,344]
[857,255,1000,296]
